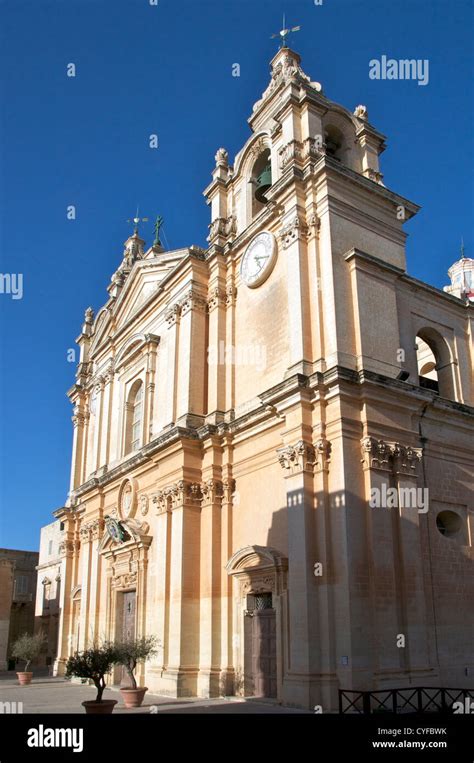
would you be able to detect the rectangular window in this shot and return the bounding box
[15,575,28,596]
[48,540,53,555]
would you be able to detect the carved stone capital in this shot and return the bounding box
[314,438,332,472]
[361,437,422,476]
[391,443,422,477]
[180,290,208,316]
[360,437,392,471]
[153,480,202,514]
[207,287,227,311]
[278,440,316,474]
[200,479,224,505]
[279,216,308,249]
[165,303,181,326]
[222,478,236,502]
[59,539,75,557]
[225,284,237,306]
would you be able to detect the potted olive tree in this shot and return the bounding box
[11,632,46,685]
[115,635,159,708]
[66,643,120,714]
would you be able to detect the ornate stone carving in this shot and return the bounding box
[279,137,325,171]
[58,539,75,556]
[315,438,332,472]
[361,437,422,475]
[391,443,422,476]
[279,139,304,170]
[363,167,384,184]
[225,284,237,306]
[139,494,149,516]
[153,480,202,514]
[180,290,207,316]
[111,571,137,590]
[257,49,312,106]
[165,303,181,326]
[200,479,224,505]
[354,104,368,120]
[279,216,309,249]
[277,440,316,474]
[215,147,229,167]
[207,215,237,243]
[79,518,104,542]
[249,136,268,160]
[207,287,227,311]
[361,437,392,471]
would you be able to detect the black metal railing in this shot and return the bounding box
[339,687,474,714]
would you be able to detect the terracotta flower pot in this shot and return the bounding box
[82,699,117,714]
[17,672,33,686]
[120,687,148,708]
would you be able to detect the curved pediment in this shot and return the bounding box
[226,545,287,574]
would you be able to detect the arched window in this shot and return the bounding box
[124,380,143,455]
[324,125,344,162]
[415,329,455,399]
[250,149,272,218]
[416,338,439,393]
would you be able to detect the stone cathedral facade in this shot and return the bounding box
[52,47,473,710]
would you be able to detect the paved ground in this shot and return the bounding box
[0,675,309,714]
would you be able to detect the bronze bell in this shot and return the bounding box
[254,163,272,203]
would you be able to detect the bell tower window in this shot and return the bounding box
[251,149,272,218]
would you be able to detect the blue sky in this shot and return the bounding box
[0,0,472,550]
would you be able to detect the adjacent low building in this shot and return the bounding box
[34,519,65,668]
[0,549,38,670]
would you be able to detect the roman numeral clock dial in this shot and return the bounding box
[240,231,277,288]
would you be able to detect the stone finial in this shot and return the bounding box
[84,307,94,324]
[354,104,368,120]
[215,148,229,167]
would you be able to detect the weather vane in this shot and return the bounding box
[153,215,164,247]
[127,206,149,235]
[271,14,301,49]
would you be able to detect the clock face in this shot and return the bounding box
[240,231,277,288]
